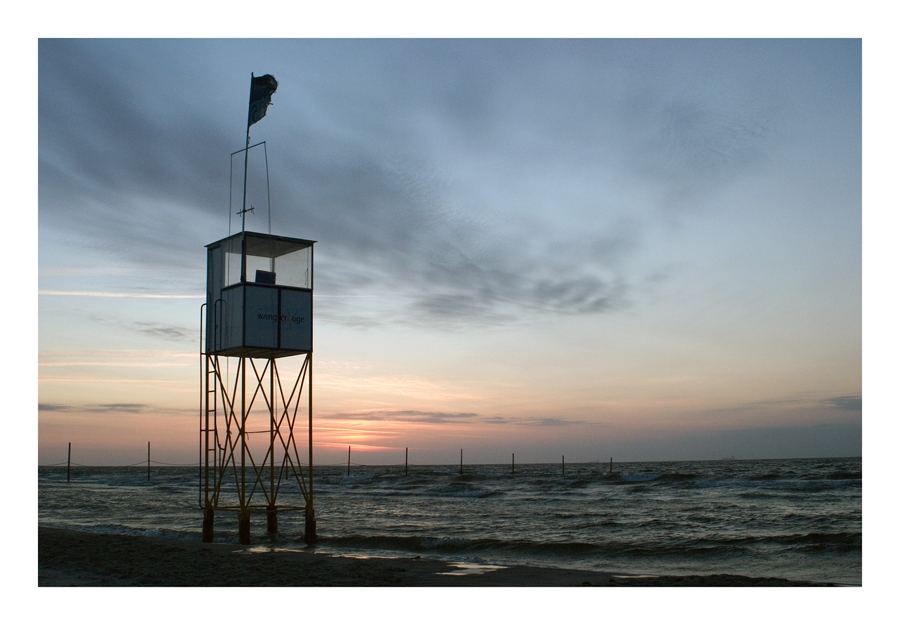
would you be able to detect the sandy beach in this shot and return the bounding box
[38,527,832,587]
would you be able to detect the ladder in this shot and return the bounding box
[199,303,221,508]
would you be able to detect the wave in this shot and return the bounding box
[314,529,862,562]
[825,471,862,481]
[38,458,862,584]
[39,521,202,542]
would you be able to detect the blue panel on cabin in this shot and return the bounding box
[244,284,280,349]
[280,289,313,352]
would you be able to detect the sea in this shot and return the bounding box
[38,457,862,585]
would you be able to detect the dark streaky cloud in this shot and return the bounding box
[326,410,591,428]
[327,410,478,424]
[133,322,191,341]
[827,396,862,411]
[38,403,151,414]
[39,39,812,328]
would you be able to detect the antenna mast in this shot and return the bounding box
[240,74,253,233]
[240,72,278,233]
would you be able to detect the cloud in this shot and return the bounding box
[528,417,589,427]
[39,40,232,212]
[38,403,151,414]
[132,322,191,341]
[80,310,193,343]
[89,403,150,413]
[38,349,196,368]
[40,39,645,330]
[326,410,479,424]
[39,39,802,330]
[38,403,74,412]
[826,396,862,411]
[39,291,203,299]
[627,93,774,208]
[324,410,591,428]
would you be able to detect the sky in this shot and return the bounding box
[36,38,862,466]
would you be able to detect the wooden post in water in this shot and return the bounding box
[347,446,351,476]
[147,441,151,480]
[405,447,408,477]
[562,455,565,476]
[460,449,463,475]
[610,457,613,473]
[67,442,71,482]
[512,453,515,474]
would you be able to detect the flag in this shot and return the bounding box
[248,73,278,127]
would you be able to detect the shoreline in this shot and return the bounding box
[38,527,834,587]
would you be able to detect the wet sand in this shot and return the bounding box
[38,527,831,587]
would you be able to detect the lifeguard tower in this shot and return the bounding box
[199,73,316,545]
[200,231,316,544]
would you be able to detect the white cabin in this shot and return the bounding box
[205,231,315,358]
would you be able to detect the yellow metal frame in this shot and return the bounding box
[201,346,314,544]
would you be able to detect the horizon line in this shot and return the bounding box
[38,455,863,469]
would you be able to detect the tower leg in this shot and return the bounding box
[202,508,215,543]
[266,505,278,534]
[304,508,316,543]
[238,510,251,545]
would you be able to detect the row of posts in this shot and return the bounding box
[345,446,616,476]
[62,443,617,481]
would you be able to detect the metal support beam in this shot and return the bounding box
[200,351,313,544]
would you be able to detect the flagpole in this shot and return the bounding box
[241,73,253,234]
